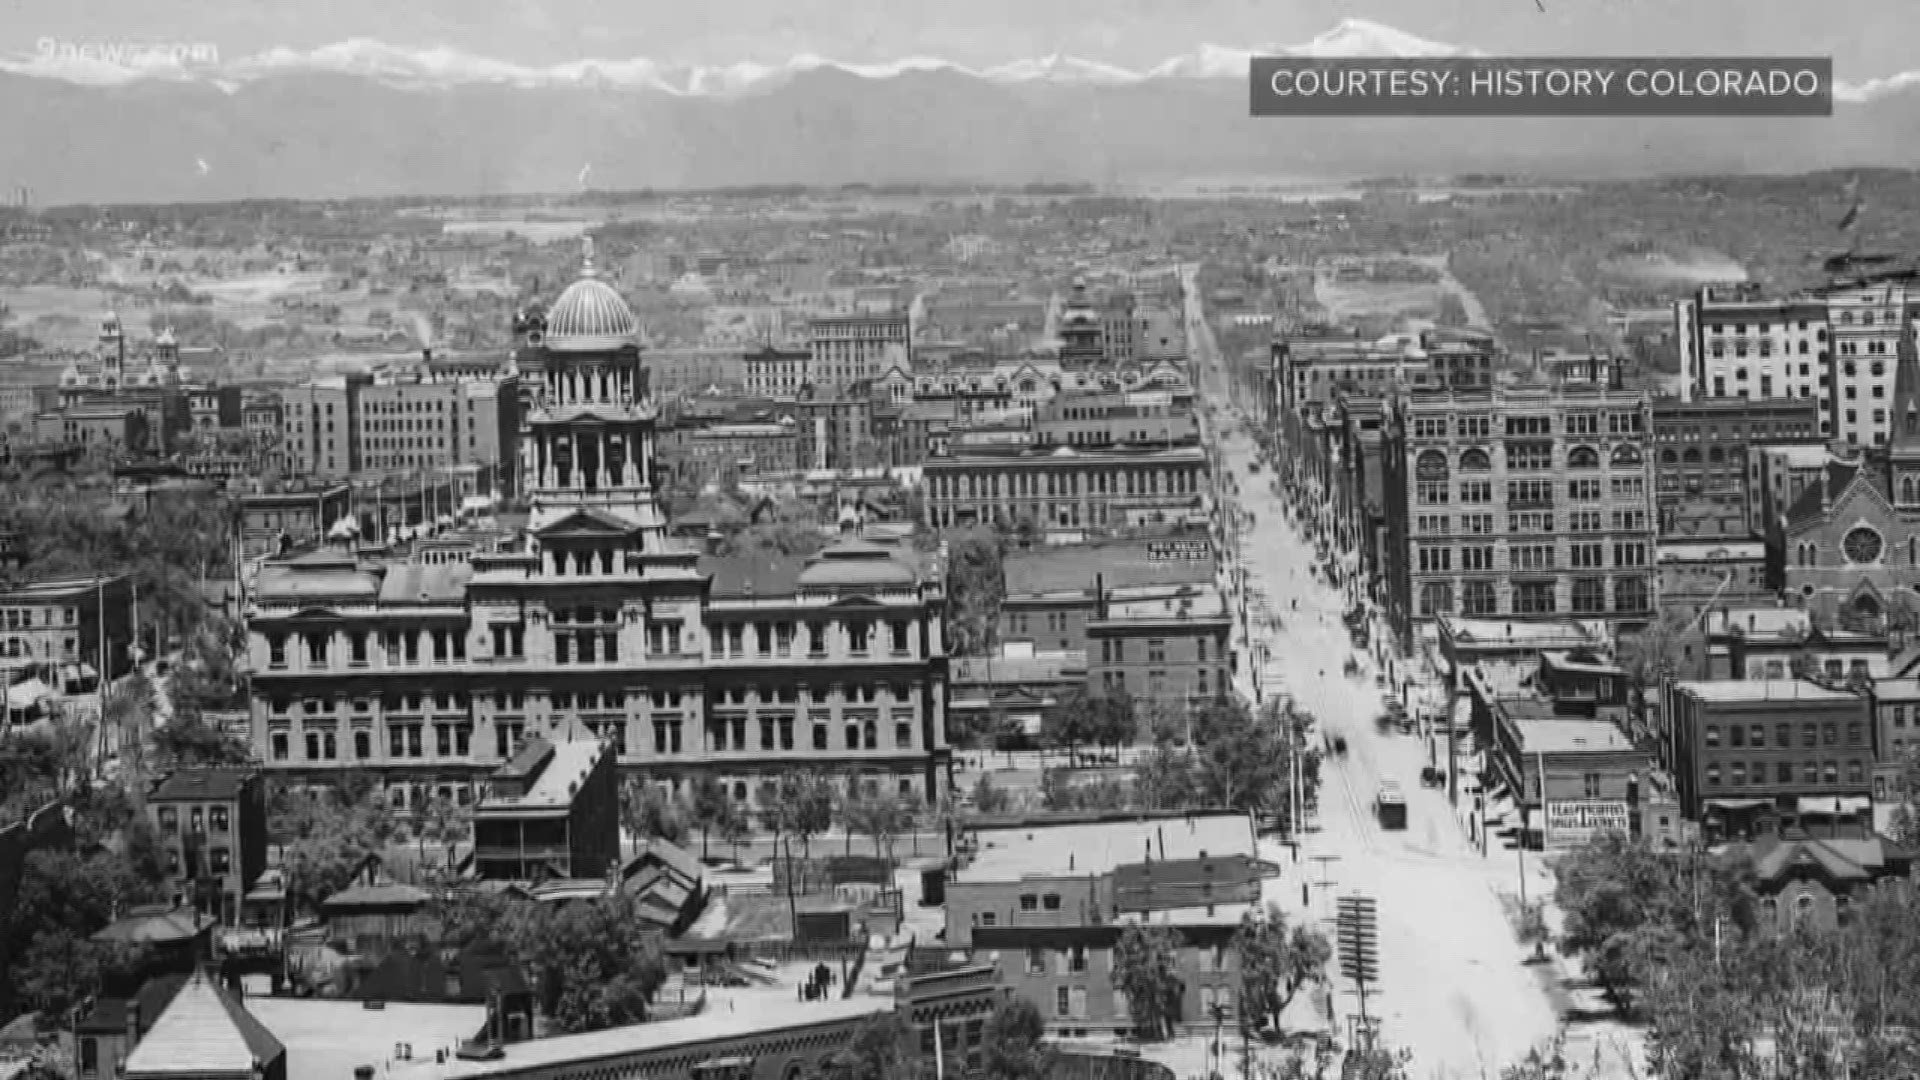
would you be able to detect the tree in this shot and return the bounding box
[622,778,688,847]
[823,1011,921,1080]
[1233,903,1331,1032]
[1617,610,1692,687]
[414,793,468,870]
[688,775,733,861]
[150,717,252,769]
[981,998,1056,1080]
[717,802,753,866]
[970,775,1012,815]
[512,890,667,1034]
[14,931,150,1021]
[1553,832,1752,1012]
[946,531,1005,656]
[846,791,914,867]
[1113,924,1185,1041]
[793,775,837,860]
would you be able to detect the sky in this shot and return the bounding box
[4,0,1914,78]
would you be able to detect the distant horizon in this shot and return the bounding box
[5,169,1901,215]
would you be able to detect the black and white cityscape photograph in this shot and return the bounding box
[0,1,1916,1079]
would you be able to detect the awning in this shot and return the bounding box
[1704,798,1771,811]
[1797,795,1872,814]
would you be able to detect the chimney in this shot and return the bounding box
[1157,825,1166,861]
[421,348,433,364]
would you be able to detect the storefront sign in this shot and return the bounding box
[1147,539,1212,561]
[1545,799,1631,844]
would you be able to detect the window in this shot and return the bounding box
[1582,773,1601,799]
[1020,893,1038,912]
[1028,948,1047,975]
[1513,581,1556,614]
[1462,580,1498,615]
[1705,725,1721,748]
[1056,986,1072,1018]
[1461,546,1494,571]
[210,806,230,832]
[891,621,911,653]
[1571,578,1606,614]
[847,622,871,654]
[1459,481,1492,503]
[1416,481,1449,505]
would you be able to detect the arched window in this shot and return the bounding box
[1416,450,1449,481]
[1458,448,1491,472]
[1708,446,1725,464]
[1611,445,1643,466]
[1420,582,1454,616]
[1567,446,1599,469]
[1905,477,1916,505]
[1841,311,1855,326]
[1682,447,1702,464]
[1660,449,1678,464]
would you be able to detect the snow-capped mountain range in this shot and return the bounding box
[0,18,1907,102]
[0,17,1916,205]
[0,19,1479,93]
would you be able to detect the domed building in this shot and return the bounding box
[506,242,671,548]
[241,241,955,827]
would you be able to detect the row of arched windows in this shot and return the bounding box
[1660,446,1744,465]
[1414,444,1639,479]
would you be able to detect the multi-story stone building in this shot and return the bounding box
[145,768,269,926]
[1674,273,1920,448]
[1382,386,1657,648]
[922,443,1209,534]
[0,573,135,688]
[243,258,953,814]
[948,812,1259,1038]
[742,345,811,399]
[355,371,518,490]
[1649,396,1823,538]
[1272,329,1433,417]
[1665,680,1874,838]
[807,312,910,392]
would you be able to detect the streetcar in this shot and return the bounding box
[1375,782,1408,831]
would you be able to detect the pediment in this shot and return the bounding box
[826,595,887,608]
[534,508,638,540]
[286,606,345,621]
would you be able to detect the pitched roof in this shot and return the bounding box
[1742,833,1912,885]
[122,971,283,1079]
[1785,459,1887,531]
[93,906,216,946]
[149,769,254,802]
[699,554,806,598]
[375,563,472,604]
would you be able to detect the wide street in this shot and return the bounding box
[1185,269,1566,1078]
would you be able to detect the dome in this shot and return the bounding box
[544,271,638,353]
[798,541,917,589]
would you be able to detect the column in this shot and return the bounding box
[597,431,611,489]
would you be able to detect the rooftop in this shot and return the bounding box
[1675,679,1859,703]
[150,769,255,803]
[1005,539,1215,597]
[243,998,482,1080]
[1100,583,1230,622]
[477,737,604,814]
[1515,718,1635,754]
[954,812,1254,883]
[1441,617,1603,650]
[432,995,892,1080]
[122,971,283,1079]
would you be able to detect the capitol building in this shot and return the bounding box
[242,252,955,815]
